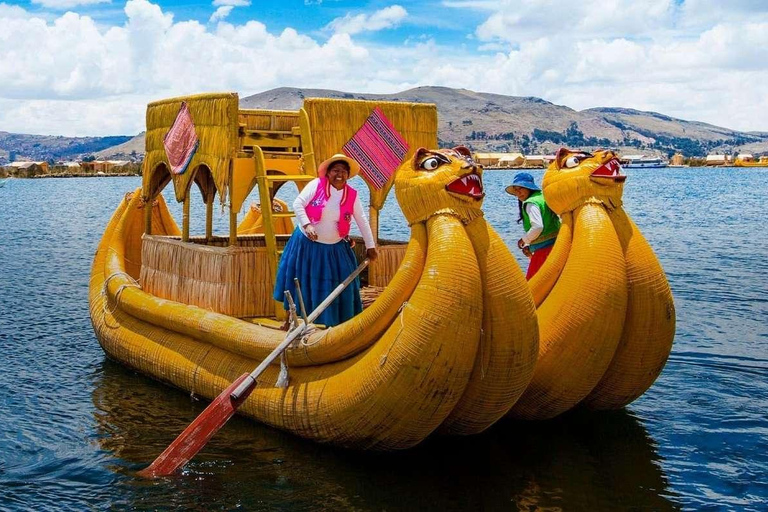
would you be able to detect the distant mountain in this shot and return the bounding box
[239,86,767,156]
[7,86,767,162]
[94,132,145,160]
[0,132,133,164]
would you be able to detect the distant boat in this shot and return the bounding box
[734,156,768,167]
[621,156,668,169]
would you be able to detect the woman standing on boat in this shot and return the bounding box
[274,154,378,328]
[506,172,560,280]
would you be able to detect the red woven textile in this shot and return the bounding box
[343,107,408,190]
[163,102,199,175]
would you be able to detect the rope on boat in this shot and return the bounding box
[276,292,300,389]
[102,271,141,319]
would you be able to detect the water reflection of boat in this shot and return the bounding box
[91,359,678,510]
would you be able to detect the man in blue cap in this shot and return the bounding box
[505,172,561,279]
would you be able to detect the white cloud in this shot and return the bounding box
[209,5,233,23]
[0,3,30,18]
[472,0,675,43]
[679,0,768,28]
[209,0,250,24]
[31,0,110,9]
[327,5,407,35]
[0,0,766,136]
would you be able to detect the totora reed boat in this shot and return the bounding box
[90,93,675,451]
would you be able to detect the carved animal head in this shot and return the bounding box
[395,146,484,225]
[542,148,625,214]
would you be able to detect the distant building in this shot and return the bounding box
[705,154,729,166]
[80,160,132,173]
[8,161,49,175]
[497,153,525,168]
[736,153,754,162]
[523,155,552,168]
[473,152,507,167]
[670,154,685,166]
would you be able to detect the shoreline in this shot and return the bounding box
[29,173,141,179]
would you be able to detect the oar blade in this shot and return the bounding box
[138,373,252,478]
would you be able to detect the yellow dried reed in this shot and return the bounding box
[139,234,287,318]
[303,98,438,210]
[143,93,239,204]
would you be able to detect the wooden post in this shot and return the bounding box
[182,194,190,242]
[369,207,379,243]
[205,195,213,242]
[144,194,153,235]
[368,207,379,285]
[229,163,237,247]
[298,108,317,175]
[229,208,237,246]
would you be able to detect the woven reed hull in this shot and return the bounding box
[581,209,676,409]
[90,192,497,450]
[509,204,628,420]
[510,201,676,419]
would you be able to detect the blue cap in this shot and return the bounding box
[505,172,540,194]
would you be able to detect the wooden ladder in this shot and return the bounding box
[252,147,315,318]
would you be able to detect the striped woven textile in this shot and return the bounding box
[343,107,409,190]
[163,102,199,175]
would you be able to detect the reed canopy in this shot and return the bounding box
[142,93,239,204]
[141,92,438,214]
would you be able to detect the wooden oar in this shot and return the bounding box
[138,259,369,478]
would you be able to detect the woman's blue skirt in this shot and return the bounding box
[273,228,362,327]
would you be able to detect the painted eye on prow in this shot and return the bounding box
[564,155,580,168]
[420,157,441,171]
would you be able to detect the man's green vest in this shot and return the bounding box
[522,191,560,251]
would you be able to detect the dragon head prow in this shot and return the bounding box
[395,146,485,225]
[542,148,625,214]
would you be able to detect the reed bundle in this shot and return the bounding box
[139,234,287,318]
[143,93,239,204]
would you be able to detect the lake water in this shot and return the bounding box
[0,168,766,511]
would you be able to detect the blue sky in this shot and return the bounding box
[1,0,767,136]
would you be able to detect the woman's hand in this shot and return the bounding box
[304,224,318,241]
[517,238,526,249]
[522,246,532,258]
[366,248,378,261]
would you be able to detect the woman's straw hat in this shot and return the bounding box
[317,154,361,178]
